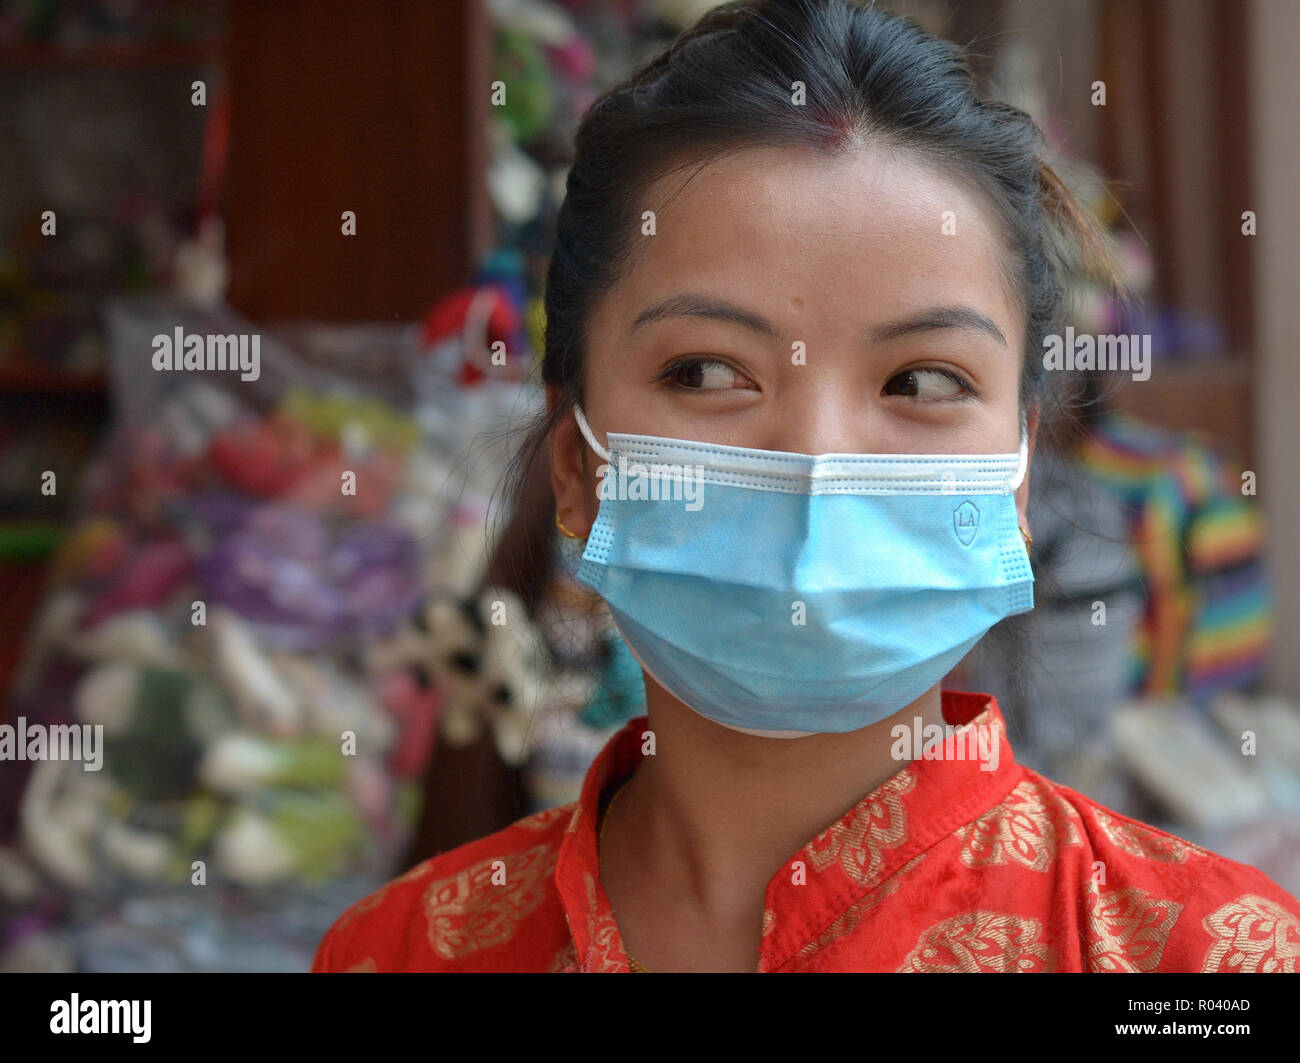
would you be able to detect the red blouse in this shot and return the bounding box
[312,691,1300,972]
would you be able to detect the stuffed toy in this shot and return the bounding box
[421,282,526,387]
[375,669,441,780]
[364,586,580,768]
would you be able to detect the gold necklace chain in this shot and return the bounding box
[598,778,651,973]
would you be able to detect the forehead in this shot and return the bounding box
[598,142,1021,341]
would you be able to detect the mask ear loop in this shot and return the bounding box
[1010,412,1032,554]
[573,405,612,464]
[1009,412,1030,492]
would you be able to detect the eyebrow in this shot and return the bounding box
[631,294,780,337]
[631,294,1006,348]
[870,306,1007,347]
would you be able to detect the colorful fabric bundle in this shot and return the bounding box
[1077,412,1273,696]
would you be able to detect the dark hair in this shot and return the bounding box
[489,0,1122,612]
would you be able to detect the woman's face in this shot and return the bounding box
[552,142,1034,531]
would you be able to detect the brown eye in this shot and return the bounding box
[885,370,920,397]
[663,358,748,390]
[883,368,968,400]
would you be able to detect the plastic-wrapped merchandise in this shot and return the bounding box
[0,293,545,971]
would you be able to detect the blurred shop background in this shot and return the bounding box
[0,0,1297,972]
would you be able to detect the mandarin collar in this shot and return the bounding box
[555,690,1021,972]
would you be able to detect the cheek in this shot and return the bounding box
[580,315,641,401]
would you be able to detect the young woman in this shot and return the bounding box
[313,0,1300,973]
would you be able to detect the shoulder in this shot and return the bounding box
[311,802,577,973]
[1160,845,1300,973]
[965,768,1208,878]
[1013,769,1300,972]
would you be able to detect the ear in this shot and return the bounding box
[1014,405,1038,537]
[547,389,601,538]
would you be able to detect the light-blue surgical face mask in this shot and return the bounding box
[571,405,1034,738]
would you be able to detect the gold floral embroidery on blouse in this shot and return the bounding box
[1200,894,1300,973]
[799,852,928,957]
[517,803,577,832]
[582,871,627,973]
[955,776,1084,872]
[805,771,915,887]
[1090,808,1197,864]
[421,841,557,960]
[897,910,1054,972]
[548,939,579,972]
[1084,881,1181,972]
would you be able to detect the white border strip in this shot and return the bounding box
[574,406,1029,494]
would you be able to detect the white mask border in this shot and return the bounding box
[574,404,1030,491]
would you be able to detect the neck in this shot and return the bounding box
[612,680,948,922]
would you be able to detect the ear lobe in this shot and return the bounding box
[547,409,578,501]
[548,408,596,537]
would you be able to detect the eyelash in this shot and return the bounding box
[892,367,977,401]
[655,358,977,401]
[655,357,750,390]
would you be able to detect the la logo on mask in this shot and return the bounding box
[953,500,980,546]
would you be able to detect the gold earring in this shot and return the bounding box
[1020,525,1033,555]
[556,508,583,539]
